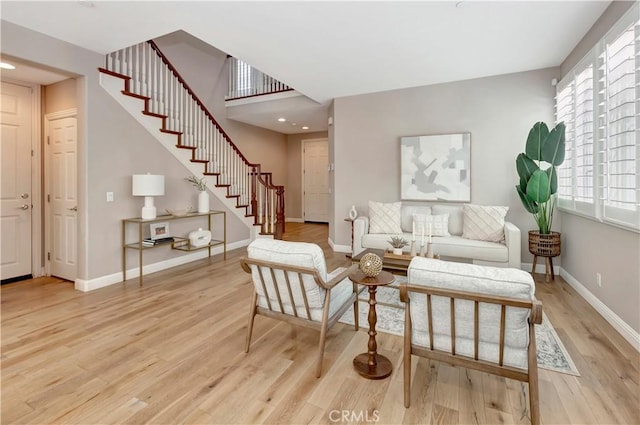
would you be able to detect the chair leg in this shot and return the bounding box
[316,320,328,378]
[528,321,541,425]
[403,301,412,408]
[245,292,258,353]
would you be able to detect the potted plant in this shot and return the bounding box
[186,175,209,213]
[515,121,565,261]
[388,236,409,255]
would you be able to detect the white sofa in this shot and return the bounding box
[353,204,521,269]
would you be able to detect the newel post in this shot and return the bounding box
[250,166,258,219]
[275,186,285,239]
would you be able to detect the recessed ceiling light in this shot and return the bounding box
[277,117,286,122]
[0,62,16,70]
[291,123,297,126]
[302,126,309,130]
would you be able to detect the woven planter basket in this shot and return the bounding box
[528,231,561,257]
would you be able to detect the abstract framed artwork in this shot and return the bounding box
[400,133,471,202]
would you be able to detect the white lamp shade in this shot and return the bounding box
[132,174,164,196]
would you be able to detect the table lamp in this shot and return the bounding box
[132,174,164,219]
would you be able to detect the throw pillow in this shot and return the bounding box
[368,201,403,234]
[432,204,464,236]
[462,204,509,243]
[413,213,451,239]
[401,205,432,233]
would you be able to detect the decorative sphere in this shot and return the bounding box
[359,253,383,277]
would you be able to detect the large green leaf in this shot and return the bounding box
[519,176,529,192]
[526,169,551,203]
[542,122,566,166]
[546,166,558,195]
[525,122,549,161]
[516,185,539,214]
[516,153,539,181]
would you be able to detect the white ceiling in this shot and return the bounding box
[1,1,611,133]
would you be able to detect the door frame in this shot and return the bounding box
[43,108,77,277]
[301,138,329,222]
[1,78,43,278]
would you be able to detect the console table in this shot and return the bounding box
[122,210,226,286]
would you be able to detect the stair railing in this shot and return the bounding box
[102,41,284,238]
[226,56,293,100]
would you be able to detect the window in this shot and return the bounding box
[556,4,639,230]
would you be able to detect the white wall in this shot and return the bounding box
[331,67,559,263]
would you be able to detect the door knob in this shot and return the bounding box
[19,204,29,210]
[21,193,29,199]
[68,206,78,212]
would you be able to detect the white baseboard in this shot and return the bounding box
[559,268,640,352]
[285,217,304,223]
[74,239,250,292]
[521,262,561,275]
[328,238,351,253]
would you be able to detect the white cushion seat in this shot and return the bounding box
[360,233,509,263]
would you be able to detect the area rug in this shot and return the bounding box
[338,274,580,376]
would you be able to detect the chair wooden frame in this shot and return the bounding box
[240,258,360,377]
[399,283,543,425]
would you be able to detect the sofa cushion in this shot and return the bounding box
[462,204,509,243]
[368,201,403,234]
[400,205,432,233]
[432,204,464,235]
[360,233,508,262]
[413,213,450,237]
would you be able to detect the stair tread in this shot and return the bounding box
[203,172,220,176]
[98,67,131,80]
[160,129,182,135]
[191,159,208,163]
[121,90,150,100]
[143,111,167,118]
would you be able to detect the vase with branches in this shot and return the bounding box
[186,175,209,213]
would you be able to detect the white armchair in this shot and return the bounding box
[400,257,542,424]
[240,238,360,377]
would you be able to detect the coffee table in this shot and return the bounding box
[351,248,412,275]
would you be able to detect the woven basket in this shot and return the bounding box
[528,231,561,257]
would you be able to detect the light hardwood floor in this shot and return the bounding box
[2,223,638,424]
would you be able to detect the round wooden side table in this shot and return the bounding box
[348,270,395,379]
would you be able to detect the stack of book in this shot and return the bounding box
[142,237,174,247]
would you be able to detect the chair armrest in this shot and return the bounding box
[323,264,359,290]
[530,299,543,325]
[353,216,369,256]
[504,221,521,269]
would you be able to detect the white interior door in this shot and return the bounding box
[303,139,329,223]
[1,82,33,281]
[47,114,77,281]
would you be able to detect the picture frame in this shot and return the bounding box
[400,133,471,202]
[149,222,170,240]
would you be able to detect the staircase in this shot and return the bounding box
[98,40,284,239]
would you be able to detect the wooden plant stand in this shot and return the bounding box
[528,231,560,283]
